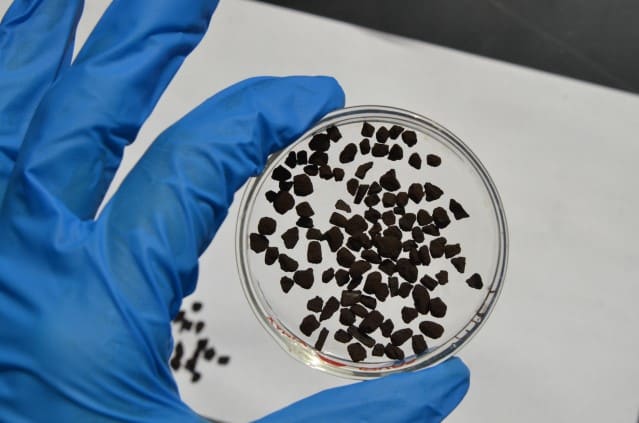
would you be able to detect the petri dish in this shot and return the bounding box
[236,106,508,379]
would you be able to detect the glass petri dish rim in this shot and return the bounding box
[235,105,509,379]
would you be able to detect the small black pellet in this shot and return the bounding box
[346,178,359,196]
[371,143,389,157]
[347,236,364,252]
[417,209,433,226]
[303,164,319,176]
[258,217,276,235]
[393,206,405,215]
[403,239,418,251]
[426,154,442,167]
[412,285,430,314]
[271,165,292,181]
[420,274,438,291]
[273,191,295,214]
[309,133,330,151]
[293,174,313,197]
[361,249,381,264]
[418,245,431,265]
[294,269,314,289]
[265,190,277,202]
[347,276,363,292]
[382,193,396,208]
[335,199,351,213]
[432,207,451,229]
[408,152,422,169]
[296,201,314,217]
[281,227,299,249]
[264,247,279,265]
[348,325,376,348]
[359,138,371,154]
[364,194,380,208]
[333,167,345,181]
[380,319,394,338]
[430,237,446,258]
[388,277,400,297]
[314,327,329,351]
[419,321,444,339]
[364,208,381,223]
[280,276,294,293]
[345,215,368,236]
[402,306,418,323]
[373,283,390,301]
[376,126,390,143]
[359,310,384,334]
[379,170,400,191]
[397,258,418,283]
[279,180,293,191]
[300,314,320,337]
[361,122,375,137]
[424,183,444,202]
[436,270,449,285]
[444,243,461,258]
[359,295,377,309]
[334,329,353,343]
[412,227,425,243]
[372,343,385,356]
[378,259,397,276]
[347,342,367,362]
[285,151,297,168]
[350,304,369,319]
[449,199,470,220]
[408,183,424,203]
[451,256,466,273]
[398,282,413,298]
[409,248,420,265]
[422,224,440,237]
[249,233,269,253]
[353,184,369,204]
[320,296,340,321]
[385,344,405,360]
[307,296,324,312]
[376,236,402,260]
[381,212,395,227]
[322,267,335,282]
[341,290,362,307]
[296,150,308,164]
[308,151,328,166]
[388,144,403,161]
[349,260,372,278]
[363,271,381,293]
[368,222,382,235]
[335,269,350,286]
[278,254,299,272]
[401,130,417,146]
[366,181,381,194]
[296,217,313,228]
[399,213,417,231]
[330,212,348,227]
[323,226,344,252]
[396,192,409,207]
[327,125,342,141]
[337,247,356,267]
[339,143,357,163]
[466,273,483,289]
[429,297,447,318]
[318,165,333,180]
[307,228,323,240]
[384,225,402,240]
[307,241,322,264]
[412,335,428,354]
[355,161,374,179]
[389,125,404,139]
[390,328,413,346]
[339,308,356,326]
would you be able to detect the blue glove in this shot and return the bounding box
[0,1,469,422]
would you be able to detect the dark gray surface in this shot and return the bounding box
[256,0,639,94]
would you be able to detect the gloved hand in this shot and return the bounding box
[0,1,469,422]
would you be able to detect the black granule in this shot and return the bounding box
[408,152,422,169]
[297,150,308,165]
[278,254,299,272]
[408,183,425,203]
[309,133,330,151]
[372,283,389,301]
[341,290,362,307]
[348,325,376,348]
[314,327,329,351]
[347,342,367,362]
[265,190,277,203]
[280,276,294,293]
[409,248,420,265]
[398,282,413,298]
[417,209,433,226]
[384,227,402,242]
[412,227,425,243]
[335,199,351,213]
[339,143,358,163]
[279,180,293,191]
[426,154,442,167]
[389,125,404,139]
[339,308,356,326]
[293,174,313,197]
[359,295,377,309]
[424,183,444,202]
[273,191,295,214]
[264,247,279,265]
[444,243,461,258]
[396,192,409,207]
[391,328,413,346]
[412,285,430,314]
[399,213,417,231]
[422,224,440,236]
[364,208,381,223]
[345,215,368,235]
[430,237,446,258]
[359,310,384,333]
[368,222,382,235]
[372,143,389,157]
[401,130,417,146]
[388,276,400,297]
[451,257,466,273]
[361,122,375,137]
[203,346,214,360]
[285,151,297,168]
[323,226,344,252]
[361,249,381,264]
[401,306,418,323]
[322,267,335,282]
[376,126,390,143]
[191,302,202,312]
[420,274,439,291]
[249,233,269,253]
[281,227,299,249]
[258,217,277,235]
[333,167,345,181]
[396,258,417,283]
[327,125,342,141]
[300,315,320,337]
[466,273,483,289]
[419,321,444,339]
[318,165,333,180]
[334,329,353,343]
[296,201,314,217]
[412,335,428,354]
[334,269,350,286]
[296,217,314,228]
[294,269,314,289]
[381,193,396,208]
[303,164,318,176]
[307,228,322,240]
[307,241,322,264]
[393,206,405,215]
[307,296,324,312]
[381,211,395,227]
[346,178,359,196]
[436,270,448,285]
[378,259,397,276]
[449,199,470,220]
[388,144,404,161]
[350,260,372,278]
[309,151,328,166]
[372,344,385,356]
[369,182,382,195]
[217,356,230,366]
[355,161,374,179]
[271,165,292,181]
[379,169,400,191]
[380,319,394,338]
[364,194,380,207]
[346,235,365,252]
[376,236,402,260]
[363,271,382,293]
[348,277,363,291]
[353,184,369,204]
[330,212,348,227]
[432,207,451,229]
[385,344,405,360]
[359,138,371,154]
[429,297,447,318]
[320,296,340,321]
[350,304,369,318]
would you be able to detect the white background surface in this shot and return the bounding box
[2,0,638,422]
